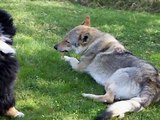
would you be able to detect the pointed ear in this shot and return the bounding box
[79,32,90,43]
[81,16,91,26]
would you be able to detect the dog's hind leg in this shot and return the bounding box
[95,81,160,120]
[82,90,114,103]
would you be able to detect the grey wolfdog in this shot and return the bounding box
[54,16,160,119]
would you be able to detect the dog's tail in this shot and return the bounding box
[0,9,16,44]
[95,82,160,120]
[94,98,142,120]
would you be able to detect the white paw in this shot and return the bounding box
[82,93,94,98]
[118,113,125,119]
[82,93,87,97]
[14,112,24,118]
[64,55,71,62]
[138,107,144,112]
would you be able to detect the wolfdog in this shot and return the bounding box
[0,9,24,117]
[54,16,160,119]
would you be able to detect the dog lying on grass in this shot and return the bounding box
[54,16,160,119]
[0,9,24,118]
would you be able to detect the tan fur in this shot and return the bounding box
[5,107,24,118]
[81,16,91,26]
[6,107,18,116]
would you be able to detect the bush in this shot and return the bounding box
[71,0,160,13]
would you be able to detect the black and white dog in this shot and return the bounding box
[0,9,24,117]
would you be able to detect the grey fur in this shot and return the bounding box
[54,17,160,119]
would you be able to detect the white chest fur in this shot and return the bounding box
[86,64,141,99]
[86,64,111,86]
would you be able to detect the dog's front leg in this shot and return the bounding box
[6,107,24,118]
[64,56,79,70]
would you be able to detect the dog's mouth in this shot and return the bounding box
[53,44,70,58]
[54,43,72,52]
[60,50,69,52]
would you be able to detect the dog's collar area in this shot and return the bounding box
[99,47,110,53]
[0,51,16,58]
[79,48,88,55]
[8,53,16,58]
[114,50,133,55]
[0,40,16,54]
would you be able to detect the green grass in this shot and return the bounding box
[0,0,160,120]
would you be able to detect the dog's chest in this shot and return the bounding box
[86,64,111,86]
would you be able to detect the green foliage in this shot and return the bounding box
[0,0,160,119]
[72,0,160,12]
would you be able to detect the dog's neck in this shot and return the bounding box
[82,34,126,56]
[78,32,127,71]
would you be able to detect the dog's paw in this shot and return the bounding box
[64,56,79,70]
[64,56,71,62]
[64,56,79,63]
[82,93,94,98]
[82,93,88,97]
[14,112,24,118]
[118,113,125,119]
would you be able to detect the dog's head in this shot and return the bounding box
[0,9,16,54]
[54,16,99,54]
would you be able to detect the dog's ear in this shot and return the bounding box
[81,16,90,26]
[79,32,90,43]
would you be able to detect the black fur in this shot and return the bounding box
[0,9,16,45]
[0,9,18,115]
[94,110,112,120]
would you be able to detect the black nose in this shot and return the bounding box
[54,44,58,50]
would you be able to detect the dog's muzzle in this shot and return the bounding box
[53,44,69,52]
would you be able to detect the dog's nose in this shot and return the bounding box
[54,44,58,50]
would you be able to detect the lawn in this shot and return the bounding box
[0,0,160,120]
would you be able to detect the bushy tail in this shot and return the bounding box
[95,98,142,120]
[0,9,16,44]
